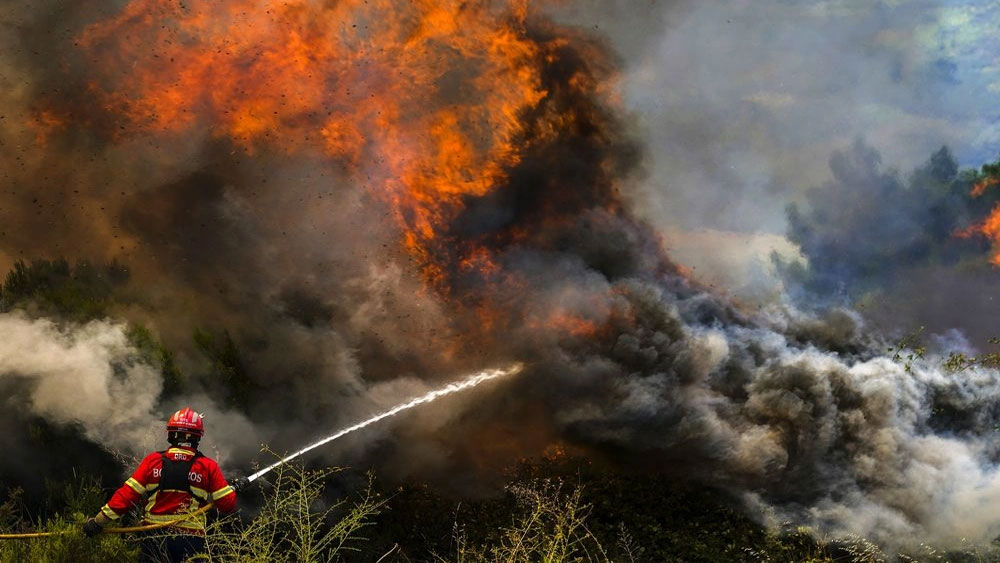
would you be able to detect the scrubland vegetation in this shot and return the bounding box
[3,453,1000,562]
[5,241,1000,561]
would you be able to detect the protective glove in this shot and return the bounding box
[82,518,104,538]
[231,476,250,493]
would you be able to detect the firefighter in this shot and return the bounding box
[82,407,249,562]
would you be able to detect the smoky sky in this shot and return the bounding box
[590,0,1000,235]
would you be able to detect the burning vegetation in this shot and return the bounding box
[73,0,642,299]
[4,0,1000,560]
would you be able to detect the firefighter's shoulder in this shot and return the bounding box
[191,453,225,475]
[135,451,165,470]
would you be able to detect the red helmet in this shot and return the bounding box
[166,407,204,437]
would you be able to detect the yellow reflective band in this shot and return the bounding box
[144,492,158,515]
[144,512,204,521]
[100,505,121,521]
[211,486,234,500]
[166,447,196,456]
[125,478,145,494]
[190,486,210,501]
[143,512,206,531]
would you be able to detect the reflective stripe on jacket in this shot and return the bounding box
[101,446,237,533]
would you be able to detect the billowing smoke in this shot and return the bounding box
[3,0,1000,551]
[0,311,263,464]
[530,291,1000,545]
[0,313,162,453]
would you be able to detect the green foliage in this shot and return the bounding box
[0,459,384,562]
[0,477,137,563]
[743,529,898,563]
[440,479,610,563]
[374,456,861,563]
[0,489,23,532]
[0,258,129,320]
[0,260,190,401]
[194,329,257,410]
[127,324,186,398]
[7,459,1000,562]
[43,477,108,523]
[743,526,832,562]
[202,458,385,562]
[898,540,1000,562]
[943,337,1000,373]
[887,327,927,373]
[981,161,1000,183]
[0,514,138,563]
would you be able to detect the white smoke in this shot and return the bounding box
[747,349,1000,545]
[0,312,163,455]
[0,311,259,465]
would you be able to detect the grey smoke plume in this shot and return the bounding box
[610,1,1000,236]
[449,195,1000,546]
[587,1,1000,309]
[526,285,1000,545]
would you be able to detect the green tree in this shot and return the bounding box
[0,258,129,320]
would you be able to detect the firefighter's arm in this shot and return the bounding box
[207,464,238,513]
[94,454,158,524]
[85,478,143,536]
[84,468,147,537]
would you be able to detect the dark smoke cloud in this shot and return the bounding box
[784,141,966,299]
[390,16,1000,543]
[3,0,1000,551]
[478,248,1000,545]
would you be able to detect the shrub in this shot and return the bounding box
[0,479,137,563]
[202,459,386,562]
[440,478,611,563]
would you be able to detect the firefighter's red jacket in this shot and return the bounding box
[100,446,237,533]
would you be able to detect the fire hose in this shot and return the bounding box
[0,502,215,539]
[0,363,522,541]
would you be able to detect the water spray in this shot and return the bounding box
[0,363,522,540]
[247,362,524,482]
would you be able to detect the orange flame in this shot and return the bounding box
[538,311,601,338]
[971,177,1000,198]
[77,0,563,289]
[958,208,1000,266]
[28,110,66,145]
[959,175,1000,265]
